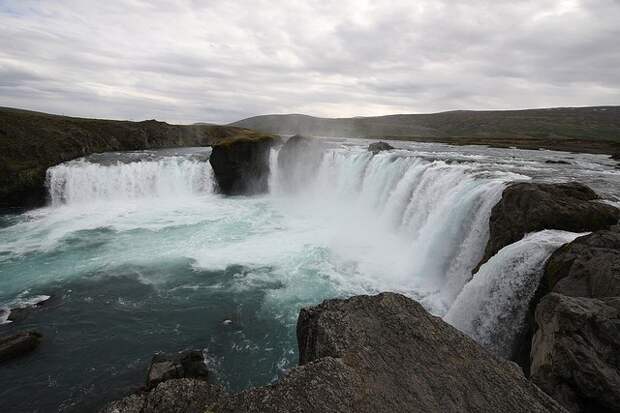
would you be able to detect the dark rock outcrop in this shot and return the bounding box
[531,293,620,413]
[368,141,394,153]
[544,160,571,165]
[209,135,277,195]
[276,135,324,192]
[544,226,620,298]
[0,331,42,363]
[477,182,620,270]
[102,293,564,413]
[6,294,60,323]
[146,350,209,390]
[611,153,620,161]
[0,107,274,208]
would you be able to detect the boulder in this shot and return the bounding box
[531,293,620,412]
[276,135,324,192]
[0,331,42,363]
[7,294,59,323]
[103,293,565,413]
[477,182,620,270]
[544,225,620,298]
[146,350,210,390]
[368,141,394,153]
[209,135,277,195]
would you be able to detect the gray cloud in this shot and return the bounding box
[0,0,618,124]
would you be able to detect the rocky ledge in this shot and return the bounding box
[103,293,564,413]
[368,141,394,153]
[209,135,278,195]
[476,182,620,271]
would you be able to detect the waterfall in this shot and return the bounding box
[46,157,214,205]
[444,230,585,358]
[271,147,528,314]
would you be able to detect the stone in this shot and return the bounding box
[209,136,277,195]
[146,350,209,390]
[544,225,620,298]
[531,293,620,412]
[477,182,620,271]
[0,331,43,363]
[368,141,394,153]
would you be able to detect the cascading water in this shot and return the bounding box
[2,140,616,412]
[46,156,214,205]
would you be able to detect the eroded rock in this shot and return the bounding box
[146,350,209,390]
[477,182,620,270]
[0,331,42,363]
[368,141,394,153]
[209,135,277,195]
[531,293,620,412]
[543,225,620,298]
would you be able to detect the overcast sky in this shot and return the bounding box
[0,0,619,124]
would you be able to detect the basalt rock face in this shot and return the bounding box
[0,331,42,363]
[543,226,620,298]
[102,293,565,413]
[0,107,273,208]
[477,182,620,270]
[368,141,394,153]
[530,293,620,413]
[276,135,324,192]
[209,136,277,195]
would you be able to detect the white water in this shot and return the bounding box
[445,230,586,357]
[46,157,213,205]
[4,141,616,356]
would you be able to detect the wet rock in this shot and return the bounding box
[611,153,620,161]
[276,135,324,192]
[368,141,394,153]
[209,135,277,195]
[477,182,620,270]
[531,293,620,412]
[544,160,571,165]
[7,294,60,323]
[103,293,565,413]
[544,225,620,298]
[146,350,209,390]
[0,331,42,363]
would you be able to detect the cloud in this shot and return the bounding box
[0,0,618,123]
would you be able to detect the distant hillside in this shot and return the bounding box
[0,107,273,208]
[231,107,620,154]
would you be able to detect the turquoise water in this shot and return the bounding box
[1,141,619,412]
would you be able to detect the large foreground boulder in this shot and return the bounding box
[477,182,620,270]
[0,331,42,363]
[209,135,278,195]
[102,293,564,413]
[531,293,620,413]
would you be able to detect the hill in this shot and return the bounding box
[231,107,620,154]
